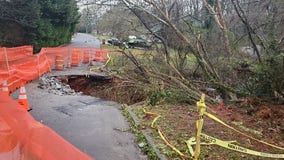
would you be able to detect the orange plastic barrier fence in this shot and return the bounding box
[0,46,33,84]
[0,46,33,61]
[43,47,71,69]
[6,76,22,93]
[0,46,107,92]
[0,93,93,160]
[0,45,108,160]
[93,49,108,62]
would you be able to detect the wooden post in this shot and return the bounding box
[4,48,10,76]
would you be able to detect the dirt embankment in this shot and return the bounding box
[65,75,284,159]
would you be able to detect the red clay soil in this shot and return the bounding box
[66,76,146,104]
[139,101,284,160]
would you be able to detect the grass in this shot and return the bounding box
[121,105,159,160]
[102,44,198,80]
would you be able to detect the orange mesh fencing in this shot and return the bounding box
[0,45,108,160]
[0,93,93,160]
[13,58,40,81]
[43,47,71,69]
[36,52,52,76]
[6,76,22,94]
[93,49,108,62]
[0,46,33,61]
[0,46,34,85]
[0,61,10,78]
[0,46,107,91]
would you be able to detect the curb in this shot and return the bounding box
[125,106,168,160]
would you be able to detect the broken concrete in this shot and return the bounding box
[38,75,82,96]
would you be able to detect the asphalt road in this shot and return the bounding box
[69,33,101,48]
[12,33,147,160]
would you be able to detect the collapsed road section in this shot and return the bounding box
[23,76,147,160]
[1,33,147,160]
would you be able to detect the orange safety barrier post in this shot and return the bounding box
[55,55,64,70]
[0,93,94,160]
[18,83,31,111]
[83,49,91,63]
[71,48,81,66]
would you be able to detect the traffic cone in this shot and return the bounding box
[2,80,9,95]
[18,83,32,111]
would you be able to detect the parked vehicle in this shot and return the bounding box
[127,39,152,49]
[107,38,121,46]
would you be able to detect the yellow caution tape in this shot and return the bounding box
[186,137,195,156]
[201,133,284,158]
[142,108,160,116]
[141,94,284,159]
[186,137,237,157]
[157,128,186,159]
[151,115,161,128]
[89,55,110,72]
[204,112,284,151]
[143,108,187,159]
[105,54,111,66]
[89,66,101,72]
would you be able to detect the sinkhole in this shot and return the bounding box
[55,75,146,105]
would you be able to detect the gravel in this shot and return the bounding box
[38,75,82,96]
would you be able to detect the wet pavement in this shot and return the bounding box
[69,33,101,48]
[11,33,147,160]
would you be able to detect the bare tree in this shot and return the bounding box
[203,0,233,56]
[92,0,284,100]
[231,0,262,63]
[122,0,218,76]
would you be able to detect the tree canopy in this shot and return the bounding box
[0,0,79,52]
